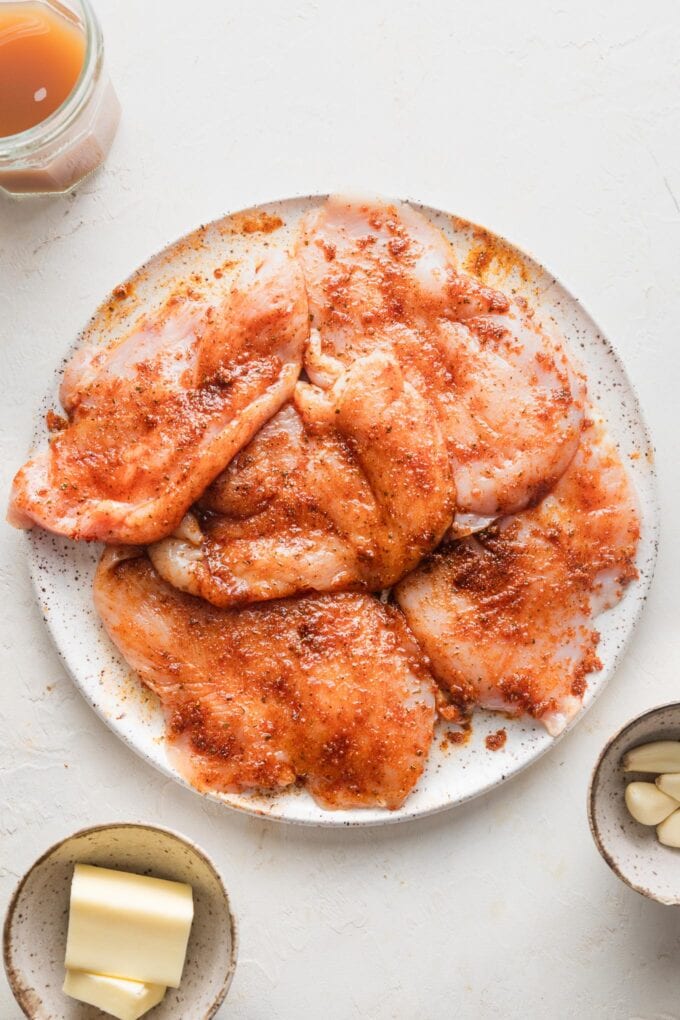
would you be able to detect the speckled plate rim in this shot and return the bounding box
[587,702,678,904]
[20,192,659,827]
[3,821,239,1019]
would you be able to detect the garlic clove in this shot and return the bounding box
[657,809,680,848]
[625,782,680,825]
[656,773,680,800]
[622,741,680,774]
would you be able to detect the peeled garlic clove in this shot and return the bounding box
[622,741,680,773]
[625,782,680,825]
[656,773,680,800]
[657,809,680,848]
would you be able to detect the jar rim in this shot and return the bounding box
[0,0,104,158]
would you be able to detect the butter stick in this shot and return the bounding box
[65,864,193,988]
[63,970,166,1020]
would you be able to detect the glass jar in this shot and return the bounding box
[0,0,120,196]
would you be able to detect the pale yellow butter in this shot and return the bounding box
[65,864,194,987]
[63,970,166,1020]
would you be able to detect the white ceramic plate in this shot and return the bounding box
[24,196,658,826]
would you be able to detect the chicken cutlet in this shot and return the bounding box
[297,194,586,518]
[7,194,643,814]
[9,250,307,544]
[94,548,435,810]
[395,418,640,735]
[149,348,455,606]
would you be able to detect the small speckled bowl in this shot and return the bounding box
[3,823,238,1019]
[589,703,680,905]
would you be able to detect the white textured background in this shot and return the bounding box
[2,1,680,1017]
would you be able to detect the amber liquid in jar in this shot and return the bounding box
[0,2,85,138]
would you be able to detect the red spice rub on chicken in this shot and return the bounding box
[94,549,435,810]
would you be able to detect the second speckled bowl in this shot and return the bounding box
[589,703,680,905]
[3,822,238,1019]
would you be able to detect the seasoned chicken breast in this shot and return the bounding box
[8,194,642,815]
[298,194,586,517]
[94,549,435,810]
[396,418,640,735]
[9,250,307,544]
[149,349,455,606]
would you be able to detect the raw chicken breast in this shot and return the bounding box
[9,251,307,544]
[395,419,640,735]
[298,194,586,517]
[94,549,435,810]
[149,349,455,606]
